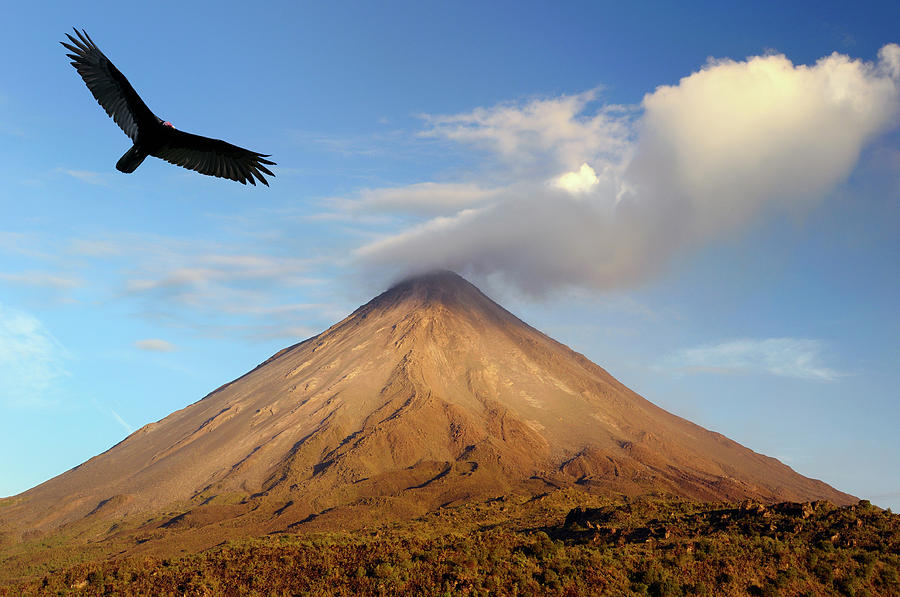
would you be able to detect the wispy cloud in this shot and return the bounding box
[97,234,347,339]
[91,398,135,435]
[0,232,54,259]
[133,315,323,342]
[288,130,395,157]
[110,408,134,434]
[0,303,69,407]
[421,89,634,175]
[346,182,504,216]
[2,225,340,342]
[123,253,320,310]
[665,338,842,381]
[68,239,121,257]
[134,338,176,352]
[247,324,320,341]
[58,168,112,187]
[0,271,82,289]
[287,127,437,163]
[64,234,324,319]
[214,302,338,317]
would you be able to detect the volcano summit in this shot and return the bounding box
[0,271,852,553]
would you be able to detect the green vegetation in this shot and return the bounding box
[2,494,898,596]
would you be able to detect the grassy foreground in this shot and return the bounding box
[2,493,898,596]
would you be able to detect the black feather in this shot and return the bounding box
[63,28,275,186]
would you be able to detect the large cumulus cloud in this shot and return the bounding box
[356,45,900,294]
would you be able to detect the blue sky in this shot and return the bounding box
[1,1,898,509]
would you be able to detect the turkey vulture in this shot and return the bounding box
[61,29,275,186]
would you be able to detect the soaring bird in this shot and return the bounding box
[61,29,275,186]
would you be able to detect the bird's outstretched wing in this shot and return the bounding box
[153,128,276,186]
[61,28,156,141]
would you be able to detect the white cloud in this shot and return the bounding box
[1,221,338,344]
[23,230,334,342]
[627,45,900,239]
[68,239,124,257]
[352,182,503,216]
[880,43,900,79]
[0,271,82,289]
[125,254,315,292]
[357,45,900,295]
[666,338,842,381]
[60,169,111,187]
[123,263,321,322]
[422,89,634,174]
[117,244,319,316]
[0,303,69,406]
[216,302,337,317]
[248,324,320,341]
[356,197,644,294]
[107,240,336,340]
[134,338,176,352]
[554,163,600,194]
[0,232,52,259]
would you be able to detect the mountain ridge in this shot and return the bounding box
[0,270,854,549]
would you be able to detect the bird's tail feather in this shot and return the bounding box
[116,145,147,173]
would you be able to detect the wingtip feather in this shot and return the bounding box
[81,29,97,47]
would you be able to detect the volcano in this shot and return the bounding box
[0,271,853,548]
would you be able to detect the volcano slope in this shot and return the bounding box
[0,271,853,570]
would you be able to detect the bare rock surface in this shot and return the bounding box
[0,271,854,547]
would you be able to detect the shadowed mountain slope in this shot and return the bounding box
[0,271,853,546]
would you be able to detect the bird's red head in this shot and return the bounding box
[163,121,173,128]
